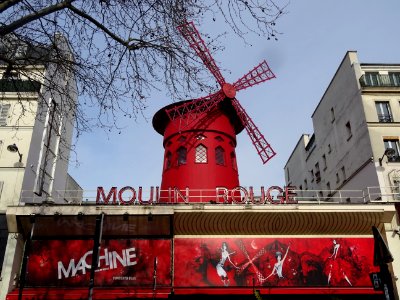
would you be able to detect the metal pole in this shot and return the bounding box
[153,256,157,300]
[88,213,104,300]
[18,215,35,300]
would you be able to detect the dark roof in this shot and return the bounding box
[152,98,245,136]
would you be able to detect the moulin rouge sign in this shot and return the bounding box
[96,186,297,205]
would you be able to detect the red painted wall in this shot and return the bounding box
[157,108,240,202]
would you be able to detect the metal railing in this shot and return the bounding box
[377,114,393,123]
[18,186,400,206]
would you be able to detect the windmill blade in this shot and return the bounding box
[165,90,225,126]
[231,98,276,164]
[233,60,275,92]
[178,21,225,86]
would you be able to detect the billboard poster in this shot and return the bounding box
[26,239,171,287]
[174,237,378,288]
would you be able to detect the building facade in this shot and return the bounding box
[284,51,400,296]
[2,49,399,299]
[0,35,80,298]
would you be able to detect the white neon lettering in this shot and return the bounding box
[57,247,137,279]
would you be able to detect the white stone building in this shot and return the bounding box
[284,50,400,296]
[285,51,400,202]
[0,35,80,298]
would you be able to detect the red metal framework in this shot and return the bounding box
[166,21,276,164]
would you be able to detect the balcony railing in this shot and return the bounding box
[377,114,393,123]
[388,155,400,163]
[359,74,400,87]
[18,186,400,205]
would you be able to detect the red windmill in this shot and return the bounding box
[153,20,276,203]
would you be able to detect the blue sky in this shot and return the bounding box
[69,0,400,192]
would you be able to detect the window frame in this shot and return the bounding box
[365,72,380,86]
[389,72,400,86]
[177,146,187,166]
[375,101,393,123]
[164,151,172,170]
[215,146,225,166]
[195,144,208,164]
[383,139,400,163]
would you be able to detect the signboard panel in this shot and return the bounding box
[174,237,378,288]
[26,239,171,287]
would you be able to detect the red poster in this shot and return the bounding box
[26,239,171,287]
[174,237,378,288]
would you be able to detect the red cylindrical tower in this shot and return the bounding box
[153,99,244,203]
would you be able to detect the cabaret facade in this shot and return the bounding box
[2,51,400,300]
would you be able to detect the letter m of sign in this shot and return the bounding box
[96,187,117,204]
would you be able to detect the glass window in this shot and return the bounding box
[177,147,187,166]
[195,144,207,163]
[375,101,393,122]
[0,104,11,126]
[384,139,400,163]
[389,72,400,86]
[365,72,380,86]
[215,146,225,166]
[165,151,172,170]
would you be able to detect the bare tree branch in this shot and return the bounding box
[0,1,76,35]
[0,0,287,164]
[0,0,22,13]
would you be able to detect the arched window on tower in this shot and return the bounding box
[177,146,187,166]
[164,151,172,170]
[195,144,207,163]
[231,152,237,170]
[215,146,225,166]
[215,136,224,142]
